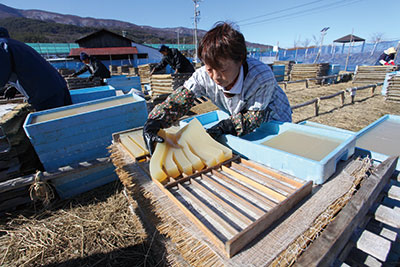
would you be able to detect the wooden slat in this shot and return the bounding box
[201,173,264,218]
[150,177,227,253]
[177,182,239,237]
[226,180,313,258]
[212,170,276,209]
[221,165,286,202]
[240,159,303,188]
[191,177,254,225]
[231,162,295,194]
[295,156,398,266]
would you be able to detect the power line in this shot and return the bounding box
[239,0,363,27]
[237,0,323,23]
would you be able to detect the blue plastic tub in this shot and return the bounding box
[23,93,148,171]
[326,64,341,84]
[106,75,141,93]
[355,114,400,170]
[272,65,285,82]
[70,85,116,104]
[181,110,356,184]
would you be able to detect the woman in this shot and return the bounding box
[143,22,292,154]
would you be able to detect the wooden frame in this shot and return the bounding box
[295,156,398,266]
[114,129,313,258]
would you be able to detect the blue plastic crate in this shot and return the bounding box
[70,85,116,104]
[51,159,118,199]
[23,93,148,171]
[106,75,141,93]
[355,114,400,170]
[181,110,356,184]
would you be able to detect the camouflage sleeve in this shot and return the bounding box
[231,109,266,136]
[148,86,196,127]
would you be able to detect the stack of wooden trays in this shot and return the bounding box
[65,77,103,90]
[109,65,119,75]
[150,73,192,97]
[290,63,329,84]
[138,63,158,84]
[385,74,400,102]
[353,65,398,84]
[58,68,75,76]
[0,104,44,213]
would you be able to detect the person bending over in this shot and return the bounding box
[143,22,292,154]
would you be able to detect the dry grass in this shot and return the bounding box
[285,81,400,131]
[1,80,399,266]
[0,182,161,267]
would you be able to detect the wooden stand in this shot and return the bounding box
[113,128,312,258]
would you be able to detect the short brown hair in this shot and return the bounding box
[198,22,247,70]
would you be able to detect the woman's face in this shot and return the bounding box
[205,58,242,89]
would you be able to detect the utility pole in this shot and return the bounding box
[177,30,180,50]
[193,0,201,63]
[314,27,329,63]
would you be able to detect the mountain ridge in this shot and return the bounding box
[0,3,272,49]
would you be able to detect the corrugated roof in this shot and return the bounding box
[69,47,138,57]
[27,43,79,54]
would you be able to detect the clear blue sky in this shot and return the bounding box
[2,0,399,48]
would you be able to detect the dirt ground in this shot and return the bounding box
[1,80,399,266]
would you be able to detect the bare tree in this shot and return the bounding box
[369,32,385,55]
[312,35,320,46]
[302,38,311,59]
[293,38,299,61]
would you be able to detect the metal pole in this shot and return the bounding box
[314,27,329,63]
[344,29,354,72]
[193,0,201,63]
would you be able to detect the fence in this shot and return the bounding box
[249,40,400,71]
[291,83,381,117]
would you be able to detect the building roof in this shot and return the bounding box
[27,43,79,54]
[334,34,365,43]
[75,28,133,43]
[69,47,138,57]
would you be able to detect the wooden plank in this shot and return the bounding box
[177,182,239,237]
[388,185,400,201]
[356,230,391,262]
[226,180,313,257]
[165,155,240,189]
[212,170,276,209]
[240,159,303,188]
[221,165,286,202]
[231,162,296,194]
[200,173,264,218]
[295,156,398,266]
[191,177,254,225]
[374,204,400,228]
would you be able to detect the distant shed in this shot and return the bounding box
[69,29,153,64]
[75,28,132,48]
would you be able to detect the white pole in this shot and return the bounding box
[193,0,200,63]
[345,29,354,71]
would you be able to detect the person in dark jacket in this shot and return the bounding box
[377,47,397,65]
[0,27,72,111]
[151,45,195,75]
[71,52,111,80]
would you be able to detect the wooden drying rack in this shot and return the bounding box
[113,128,313,258]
